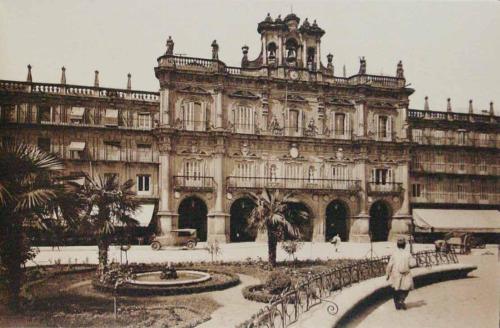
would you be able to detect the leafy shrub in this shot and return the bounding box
[281,239,304,261]
[265,271,291,295]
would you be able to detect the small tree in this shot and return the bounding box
[247,189,308,268]
[75,174,139,277]
[206,240,222,262]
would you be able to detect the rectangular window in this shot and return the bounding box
[182,101,205,131]
[378,116,388,139]
[478,158,487,173]
[137,175,151,194]
[434,130,445,145]
[235,106,254,134]
[412,129,423,144]
[105,142,121,161]
[104,109,119,126]
[412,184,421,197]
[183,159,204,187]
[137,144,152,162]
[37,137,51,152]
[374,168,389,185]
[457,130,466,145]
[335,113,345,135]
[457,184,466,200]
[289,109,299,133]
[38,105,51,123]
[138,113,151,129]
[479,183,489,200]
[1,105,16,123]
[70,107,85,124]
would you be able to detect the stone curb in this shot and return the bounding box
[293,263,477,328]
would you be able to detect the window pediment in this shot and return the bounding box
[283,94,307,102]
[326,97,353,106]
[178,85,210,95]
[229,90,259,99]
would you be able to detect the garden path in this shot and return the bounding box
[198,273,262,328]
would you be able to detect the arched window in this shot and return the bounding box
[307,47,316,70]
[285,39,298,64]
[267,42,277,61]
[288,108,300,136]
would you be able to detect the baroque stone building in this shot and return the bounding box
[1,14,498,243]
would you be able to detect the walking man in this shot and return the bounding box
[385,238,414,310]
[330,234,341,252]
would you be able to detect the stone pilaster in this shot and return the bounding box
[207,137,229,243]
[350,156,370,242]
[157,136,177,234]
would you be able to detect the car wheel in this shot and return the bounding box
[186,241,195,249]
[151,241,161,251]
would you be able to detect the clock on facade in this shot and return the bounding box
[289,70,299,80]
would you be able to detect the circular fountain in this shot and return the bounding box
[128,270,211,286]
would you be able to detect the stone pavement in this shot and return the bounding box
[289,247,498,328]
[29,242,434,266]
[348,250,499,328]
[198,274,262,328]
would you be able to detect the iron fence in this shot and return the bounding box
[237,250,458,328]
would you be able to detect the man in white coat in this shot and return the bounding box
[385,238,415,310]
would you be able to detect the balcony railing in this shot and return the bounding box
[412,135,499,148]
[411,162,500,176]
[412,192,500,204]
[0,80,159,102]
[226,176,361,192]
[367,182,403,194]
[0,116,157,131]
[173,176,216,191]
[408,109,497,124]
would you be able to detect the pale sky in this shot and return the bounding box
[1,0,499,113]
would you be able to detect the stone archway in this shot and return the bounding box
[369,200,392,242]
[325,200,350,241]
[285,202,313,241]
[229,197,257,242]
[178,196,208,241]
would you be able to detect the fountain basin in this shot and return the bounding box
[128,270,211,286]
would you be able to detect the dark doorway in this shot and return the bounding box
[369,201,391,241]
[230,198,257,242]
[178,196,208,241]
[285,202,312,241]
[326,200,349,241]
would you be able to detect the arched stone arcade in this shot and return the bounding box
[369,200,392,242]
[177,196,208,241]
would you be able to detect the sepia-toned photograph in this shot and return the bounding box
[0,1,498,327]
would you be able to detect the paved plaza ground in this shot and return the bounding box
[30,241,434,266]
[23,242,499,327]
[346,249,499,328]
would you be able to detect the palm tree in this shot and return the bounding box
[0,142,79,311]
[75,174,139,277]
[247,189,308,268]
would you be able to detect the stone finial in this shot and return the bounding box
[490,101,495,116]
[424,96,430,111]
[343,65,346,78]
[358,57,366,75]
[94,70,99,88]
[446,98,452,112]
[127,73,131,90]
[27,64,32,82]
[468,99,473,114]
[396,60,404,79]
[211,40,219,60]
[61,66,66,85]
[241,45,249,68]
[264,13,272,22]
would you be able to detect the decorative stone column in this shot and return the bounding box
[389,159,412,241]
[312,201,326,242]
[350,157,370,242]
[157,136,178,234]
[355,101,366,138]
[207,137,229,243]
